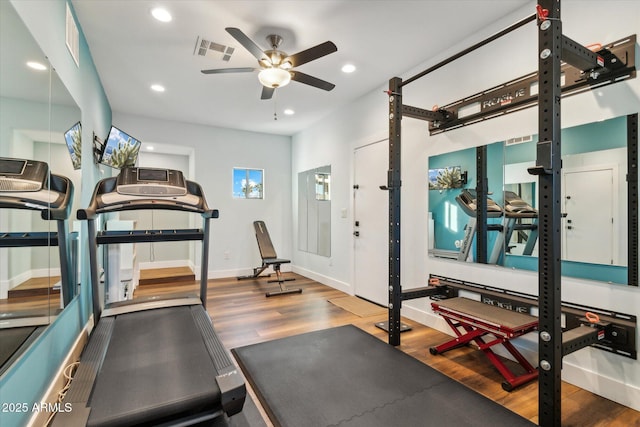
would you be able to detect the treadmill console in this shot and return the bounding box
[116,167,187,196]
[0,157,48,192]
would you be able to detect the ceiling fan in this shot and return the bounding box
[201,27,337,100]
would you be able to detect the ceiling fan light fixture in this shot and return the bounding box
[258,67,291,88]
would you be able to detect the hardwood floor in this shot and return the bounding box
[134,273,640,426]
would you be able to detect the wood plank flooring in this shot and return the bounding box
[128,272,640,426]
[138,266,195,286]
[7,275,60,298]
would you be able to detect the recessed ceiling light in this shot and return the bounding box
[151,84,165,92]
[26,61,47,71]
[146,145,154,151]
[341,64,356,73]
[151,7,172,22]
[283,109,295,116]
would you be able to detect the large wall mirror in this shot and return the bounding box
[428,115,637,286]
[298,165,331,257]
[0,1,81,374]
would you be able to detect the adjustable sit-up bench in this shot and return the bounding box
[237,221,302,297]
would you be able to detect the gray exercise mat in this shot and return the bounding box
[232,324,535,427]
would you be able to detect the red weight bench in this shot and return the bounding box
[430,297,539,391]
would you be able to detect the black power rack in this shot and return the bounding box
[385,2,638,425]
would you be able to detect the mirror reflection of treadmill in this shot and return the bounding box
[503,190,538,257]
[0,157,74,375]
[455,189,504,263]
[53,167,246,427]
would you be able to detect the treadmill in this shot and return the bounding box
[54,167,245,426]
[0,157,74,375]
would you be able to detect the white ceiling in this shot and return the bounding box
[70,0,530,136]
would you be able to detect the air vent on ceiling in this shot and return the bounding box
[506,135,533,146]
[65,4,80,67]
[194,36,234,61]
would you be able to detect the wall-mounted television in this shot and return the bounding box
[64,121,82,170]
[99,126,141,169]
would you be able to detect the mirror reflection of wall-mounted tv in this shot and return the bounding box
[99,126,141,169]
[428,166,464,190]
[64,121,82,170]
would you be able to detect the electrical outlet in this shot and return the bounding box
[224,251,230,260]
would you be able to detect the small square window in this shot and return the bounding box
[233,168,264,199]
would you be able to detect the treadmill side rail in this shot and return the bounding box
[191,305,247,416]
[216,367,247,416]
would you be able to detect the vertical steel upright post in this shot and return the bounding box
[536,1,563,425]
[388,77,403,346]
[476,146,488,264]
[628,114,639,286]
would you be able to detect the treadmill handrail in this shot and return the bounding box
[0,174,74,221]
[77,176,217,220]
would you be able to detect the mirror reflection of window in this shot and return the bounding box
[315,173,330,201]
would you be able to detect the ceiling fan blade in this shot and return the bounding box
[201,67,256,74]
[290,71,335,91]
[286,41,337,67]
[226,27,270,64]
[261,86,275,100]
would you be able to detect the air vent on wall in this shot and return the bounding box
[194,36,234,61]
[65,3,80,67]
[506,135,533,146]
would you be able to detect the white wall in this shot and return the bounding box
[118,151,193,268]
[112,112,292,278]
[292,1,640,410]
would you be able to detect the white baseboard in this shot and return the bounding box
[31,267,61,278]
[138,259,191,271]
[291,265,352,294]
[563,357,640,412]
[209,268,253,279]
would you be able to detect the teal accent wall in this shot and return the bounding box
[429,147,475,251]
[429,141,504,255]
[505,255,628,285]
[505,116,626,163]
[0,1,110,426]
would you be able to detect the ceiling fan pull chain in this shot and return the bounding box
[273,90,278,121]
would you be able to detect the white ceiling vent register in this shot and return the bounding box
[194,36,234,61]
[65,3,80,67]
[505,135,533,146]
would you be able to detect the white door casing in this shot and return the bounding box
[353,140,388,305]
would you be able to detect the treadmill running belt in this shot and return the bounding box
[233,324,535,427]
[87,306,222,426]
[0,326,37,369]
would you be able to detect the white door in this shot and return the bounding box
[563,168,614,264]
[353,140,388,305]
